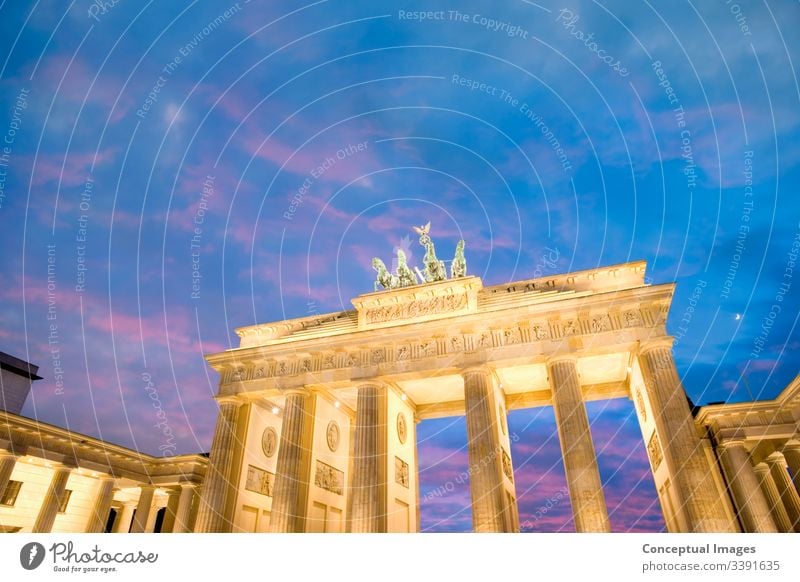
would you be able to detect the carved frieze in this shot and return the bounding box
[314,461,344,495]
[501,449,513,481]
[365,292,469,325]
[395,457,410,488]
[220,305,660,385]
[503,327,521,345]
[647,432,663,470]
[245,465,274,497]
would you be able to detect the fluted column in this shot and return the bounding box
[782,441,800,494]
[0,451,17,501]
[716,441,776,532]
[173,483,198,533]
[161,488,181,533]
[547,357,610,532]
[32,466,72,533]
[194,398,242,532]
[115,502,136,533]
[271,390,314,532]
[766,453,800,532]
[349,383,388,533]
[753,463,792,532]
[462,368,508,532]
[130,485,155,533]
[84,477,116,533]
[638,340,735,532]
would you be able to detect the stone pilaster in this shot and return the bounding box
[753,463,792,532]
[547,357,610,532]
[173,483,198,533]
[766,452,800,532]
[349,383,388,533]
[637,340,735,532]
[130,485,155,533]
[194,398,242,532]
[462,368,516,532]
[270,390,314,532]
[0,451,17,501]
[782,441,800,495]
[32,466,72,533]
[84,477,116,533]
[716,441,776,532]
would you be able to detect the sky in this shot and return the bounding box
[0,0,799,533]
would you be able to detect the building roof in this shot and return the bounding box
[0,351,43,380]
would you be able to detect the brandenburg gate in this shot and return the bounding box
[193,231,751,533]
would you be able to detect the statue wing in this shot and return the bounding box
[412,222,431,235]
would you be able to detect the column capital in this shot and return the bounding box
[545,354,579,367]
[783,439,800,453]
[753,462,771,475]
[638,337,675,355]
[353,380,386,391]
[216,395,244,407]
[460,365,493,379]
[717,438,748,451]
[766,452,788,468]
[179,481,200,490]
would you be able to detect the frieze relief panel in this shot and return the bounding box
[245,465,274,497]
[314,460,344,495]
[395,457,410,488]
[220,303,664,385]
[365,292,470,324]
[647,432,663,470]
[501,449,513,481]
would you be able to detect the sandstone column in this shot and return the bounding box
[195,397,242,532]
[32,466,72,533]
[766,452,800,532]
[349,383,388,533]
[161,488,181,533]
[130,485,155,533]
[716,441,776,532]
[173,483,198,533]
[84,477,116,533]
[462,368,516,532]
[270,390,314,532]
[753,463,792,532]
[547,357,610,532]
[114,502,136,533]
[637,339,735,532]
[0,451,17,501]
[782,441,800,494]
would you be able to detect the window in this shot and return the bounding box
[58,489,73,513]
[0,480,22,506]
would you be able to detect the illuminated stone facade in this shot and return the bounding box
[0,412,205,533]
[3,261,799,533]
[197,260,798,533]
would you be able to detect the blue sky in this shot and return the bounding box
[1,0,798,531]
